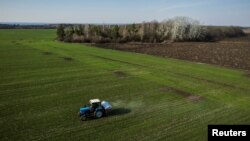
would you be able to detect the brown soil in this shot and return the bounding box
[161,86,202,102]
[43,51,53,55]
[62,57,73,61]
[114,71,127,78]
[94,35,250,70]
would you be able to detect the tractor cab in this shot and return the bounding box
[90,99,101,109]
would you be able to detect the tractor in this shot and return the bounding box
[79,99,112,121]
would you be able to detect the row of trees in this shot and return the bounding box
[57,17,244,43]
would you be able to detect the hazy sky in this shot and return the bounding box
[1,0,250,26]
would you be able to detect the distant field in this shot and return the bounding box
[0,29,250,141]
[96,35,250,70]
[243,28,250,34]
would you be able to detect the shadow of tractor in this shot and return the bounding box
[79,108,131,122]
[108,108,131,117]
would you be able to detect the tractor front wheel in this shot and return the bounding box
[80,115,87,121]
[95,110,103,118]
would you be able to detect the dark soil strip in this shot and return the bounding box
[12,41,21,46]
[62,57,73,61]
[43,51,53,55]
[114,71,127,78]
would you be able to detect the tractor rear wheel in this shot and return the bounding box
[95,110,103,118]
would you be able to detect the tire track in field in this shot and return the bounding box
[89,54,146,67]
[88,52,248,91]
[28,42,249,91]
[172,72,249,91]
[27,42,249,91]
[0,68,88,85]
[140,105,238,140]
[144,65,249,91]
[0,71,112,96]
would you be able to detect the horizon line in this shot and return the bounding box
[1,21,249,27]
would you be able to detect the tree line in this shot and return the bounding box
[57,17,245,43]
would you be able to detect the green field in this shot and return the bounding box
[0,29,249,141]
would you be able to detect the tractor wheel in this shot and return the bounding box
[95,110,103,118]
[80,115,87,121]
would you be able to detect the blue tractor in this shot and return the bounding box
[79,99,112,121]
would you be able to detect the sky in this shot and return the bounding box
[0,0,250,26]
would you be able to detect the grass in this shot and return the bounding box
[0,29,250,141]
